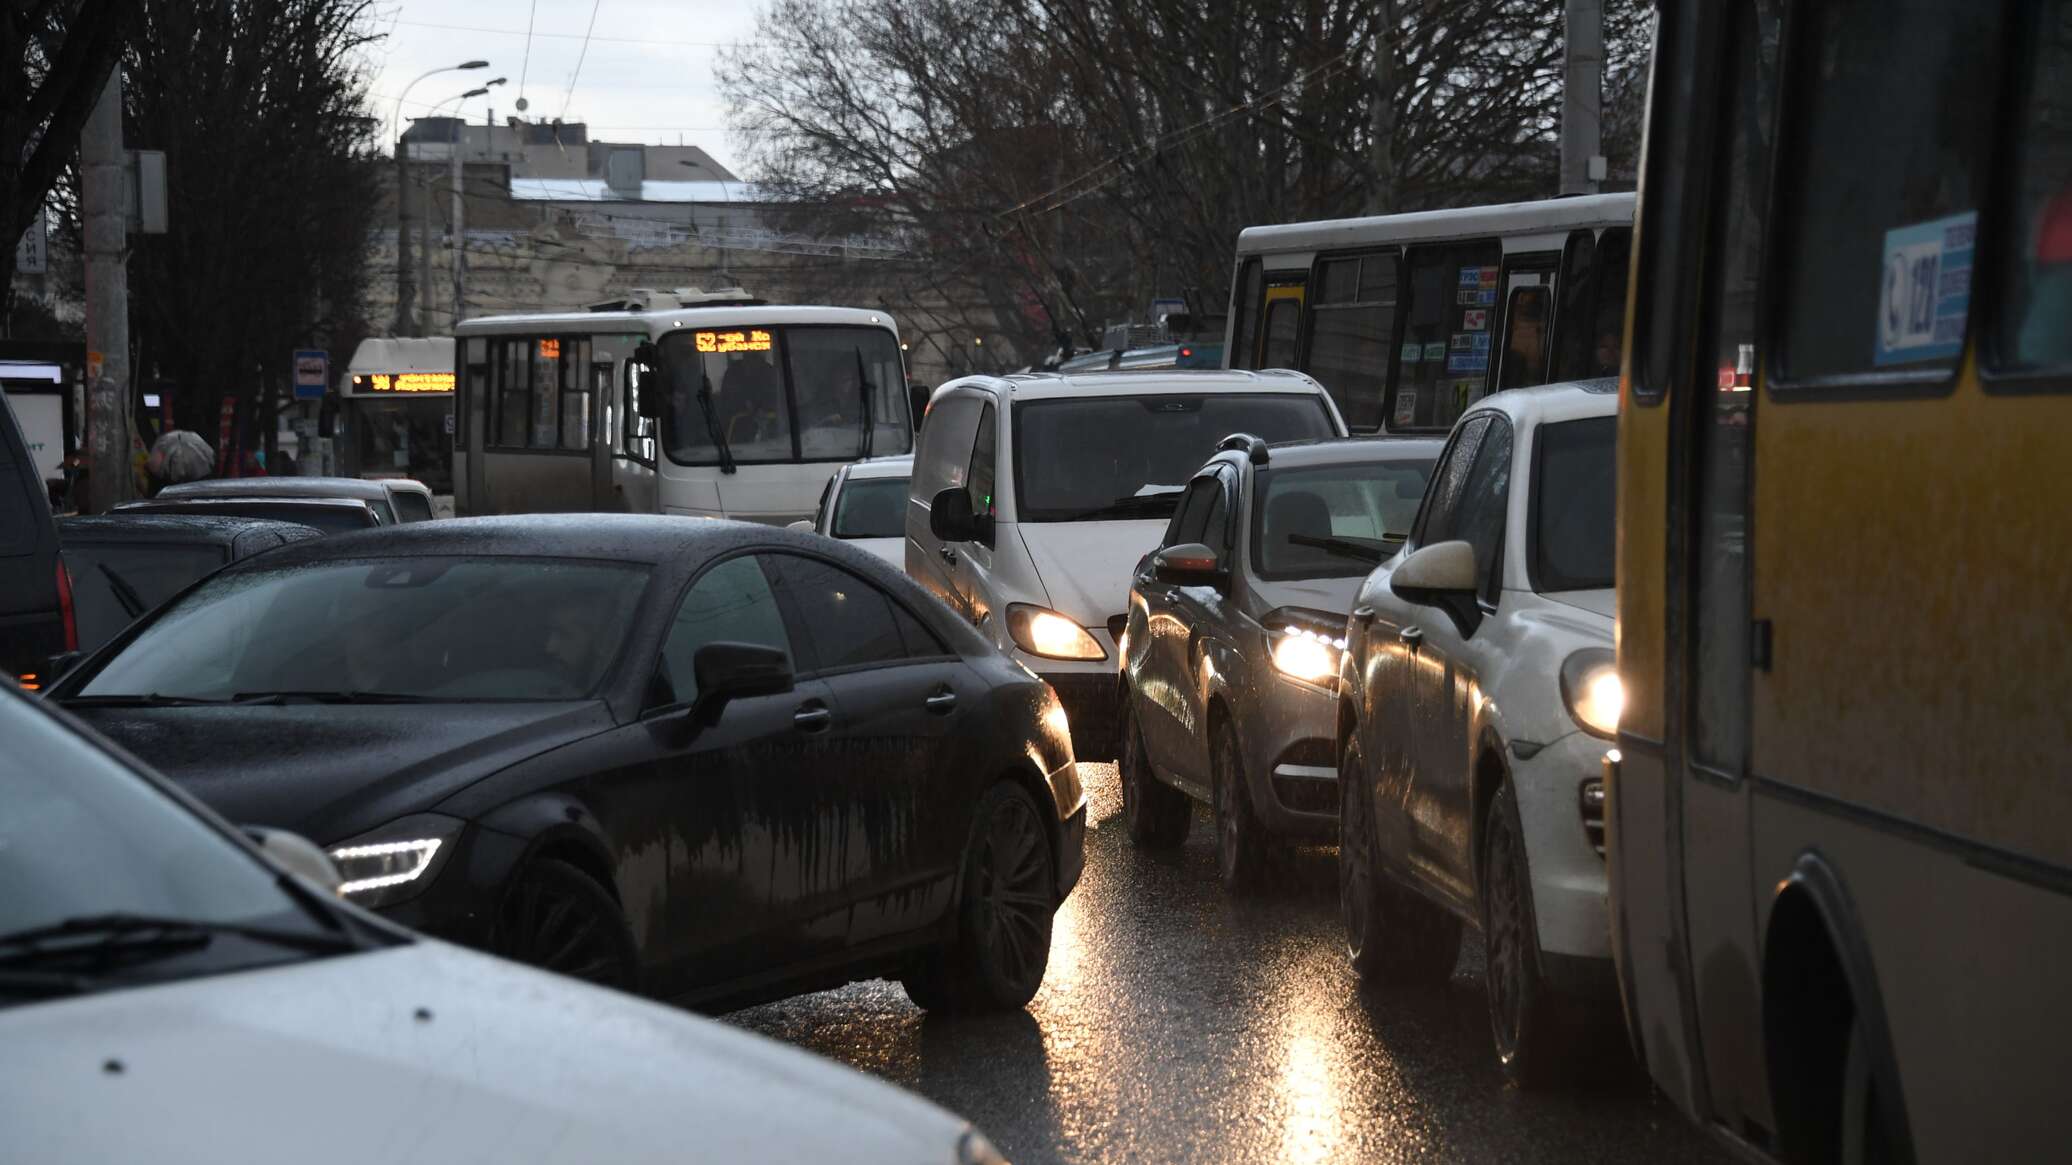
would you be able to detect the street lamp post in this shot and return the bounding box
[392,60,487,336]
[424,80,503,332]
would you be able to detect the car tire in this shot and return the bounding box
[491,858,639,991]
[1339,737,1461,987]
[1212,718,1269,892]
[1120,692,1190,849]
[1480,779,1570,1088]
[902,781,1057,1013]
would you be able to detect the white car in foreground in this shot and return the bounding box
[0,686,1006,1165]
[796,452,913,566]
[1335,379,1621,1087]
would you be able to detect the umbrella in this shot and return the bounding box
[148,430,216,484]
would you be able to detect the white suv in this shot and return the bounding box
[907,370,1346,759]
[1335,379,1621,1087]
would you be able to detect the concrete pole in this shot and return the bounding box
[417,160,433,335]
[394,138,415,335]
[1560,0,1605,195]
[450,136,464,327]
[81,72,132,512]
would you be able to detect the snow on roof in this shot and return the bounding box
[507,178,767,204]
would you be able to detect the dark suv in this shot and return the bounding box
[0,392,69,688]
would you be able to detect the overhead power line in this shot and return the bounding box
[388,17,730,49]
[559,0,607,123]
[516,0,540,104]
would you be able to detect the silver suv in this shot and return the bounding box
[1117,434,1441,890]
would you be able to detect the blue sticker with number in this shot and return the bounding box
[1875,211,1975,366]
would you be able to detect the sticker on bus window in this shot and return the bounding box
[1422,341,1448,362]
[1447,350,1489,375]
[1401,341,1423,364]
[1475,289,1497,306]
[1453,379,1479,411]
[1394,390,1418,425]
[1457,290,1481,305]
[1462,309,1489,331]
[1459,267,1483,288]
[1874,210,1975,366]
[1478,266,1500,290]
[1451,332,1475,351]
[1471,332,1491,352]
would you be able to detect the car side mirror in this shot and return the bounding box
[930,486,977,542]
[1389,540,1478,603]
[632,341,664,419]
[41,651,82,684]
[692,641,794,720]
[1152,542,1228,588]
[244,826,344,894]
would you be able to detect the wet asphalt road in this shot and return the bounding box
[729,763,1727,1164]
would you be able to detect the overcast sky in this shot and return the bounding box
[362,0,764,174]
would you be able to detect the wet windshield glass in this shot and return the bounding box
[1531,416,1616,591]
[1252,456,1437,579]
[79,558,649,701]
[661,325,910,465]
[832,476,909,538]
[1013,394,1337,521]
[64,541,229,651]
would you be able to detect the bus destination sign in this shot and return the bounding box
[694,328,773,354]
[355,371,456,394]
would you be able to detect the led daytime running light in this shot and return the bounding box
[330,837,443,896]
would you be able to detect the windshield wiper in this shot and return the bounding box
[1288,533,1391,564]
[229,690,434,705]
[97,562,149,619]
[854,348,876,461]
[1052,491,1184,522]
[61,693,231,707]
[0,968,90,1000]
[697,367,737,476]
[0,912,356,973]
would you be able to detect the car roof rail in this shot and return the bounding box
[1217,432,1270,465]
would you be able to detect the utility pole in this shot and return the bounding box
[1560,0,1605,195]
[81,72,131,513]
[450,124,465,327]
[1366,0,1397,215]
[418,159,433,335]
[394,135,415,335]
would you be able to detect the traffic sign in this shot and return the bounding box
[293,349,328,400]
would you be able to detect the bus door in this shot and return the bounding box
[588,355,614,509]
[1259,282,1306,369]
[459,337,488,515]
[1491,251,1558,393]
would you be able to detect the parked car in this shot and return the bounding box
[909,369,1347,761]
[0,683,1008,1164]
[1119,435,1442,889]
[794,453,912,566]
[59,515,322,653]
[1335,379,1620,1086]
[157,474,436,523]
[50,514,1086,1014]
[112,495,383,534]
[0,391,70,689]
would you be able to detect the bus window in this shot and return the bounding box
[1389,239,1502,430]
[560,339,592,451]
[1773,1,2000,384]
[1591,227,1631,378]
[1229,258,1264,369]
[1261,296,1301,368]
[459,337,486,448]
[1305,252,1400,430]
[1552,230,1598,382]
[1992,0,2072,375]
[493,339,527,448]
[1498,286,1552,389]
[786,327,911,461]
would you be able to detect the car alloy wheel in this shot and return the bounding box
[494,858,638,990]
[1339,740,1378,969]
[907,782,1057,1013]
[1212,719,1268,891]
[1481,781,1562,1087]
[1120,692,1190,849]
[1341,738,1460,986]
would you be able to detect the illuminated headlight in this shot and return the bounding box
[1266,608,1346,687]
[1560,648,1624,739]
[1006,603,1105,661]
[326,813,463,907]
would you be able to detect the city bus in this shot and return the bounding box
[339,337,454,495]
[1607,2,2070,1162]
[452,295,910,521]
[1223,192,1632,434]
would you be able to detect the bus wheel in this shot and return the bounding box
[1481,781,1567,1087]
[1840,1014,1906,1165]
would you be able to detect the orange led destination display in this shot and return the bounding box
[694,328,773,354]
[537,338,562,360]
[354,371,456,394]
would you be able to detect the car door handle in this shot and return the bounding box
[1352,606,1376,626]
[940,546,958,565]
[1398,626,1424,649]
[924,688,958,715]
[793,702,833,732]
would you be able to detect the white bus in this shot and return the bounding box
[453,295,911,522]
[340,337,454,495]
[1223,192,1634,434]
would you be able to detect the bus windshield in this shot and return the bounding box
[660,325,910,467]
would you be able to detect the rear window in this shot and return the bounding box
[390,492,434,522]
[1530,417,1616,592]
[1251,456,1436,580]
[832,476,908,539]
[65,542,229,652]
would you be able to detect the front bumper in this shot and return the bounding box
[365,822,524,951]
[1240,673,1341,839]
[1511,729,1617,960]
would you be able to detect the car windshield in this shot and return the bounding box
[64,541,229,652]
[1252,455,1438,579]
[832,476,909,538]
[660,325,912,466]
[1013,394,1338,521]
[0,692,329,973]
[78,557,650,701]
[1531,416,1616,592]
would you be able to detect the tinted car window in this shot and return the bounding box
[391,492,435,522]
[831,477,909,539]
[1532,416,1617,592]
[765,553,907,671]
[656,555,793,707]
[1253,457,1436,579]
[1198,479,1232,560]
[65,542,229,652]
[913,394,983,502]
[1013,395,1337,522]
[78,558,648,701]
[1446,419,1513,596]
[1412,415,1489,546]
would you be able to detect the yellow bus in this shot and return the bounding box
[1608,1,2072,1161]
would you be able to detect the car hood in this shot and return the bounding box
[1538,587,1614,621]
[1248,574,1366,623]
[0,941,970,1164]
[1015,519,1166,626]
[843,535,906,568]
[65,702,611,844]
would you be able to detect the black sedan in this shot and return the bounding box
[49,515,1087,1013]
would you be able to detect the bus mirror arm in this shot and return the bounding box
[632,342,663,419]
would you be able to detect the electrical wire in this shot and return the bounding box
[387,17,730,49]
[559,0,606,123]
[516,0,539,105]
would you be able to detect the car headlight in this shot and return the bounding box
[1560,648,1623,739]
[956,1128,1010,1165]
[1006,603,1105,661]
[1266,608,1346,687]
[326,812,464,907]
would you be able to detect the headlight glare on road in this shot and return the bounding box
[1007,603,1106,661]
[1560,649,1623,739]
[326,813,464,906]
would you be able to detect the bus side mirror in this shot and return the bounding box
[632,342,663,419]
